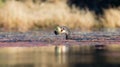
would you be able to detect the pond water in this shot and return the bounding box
[0,31,119,67]
[0,44,120,67]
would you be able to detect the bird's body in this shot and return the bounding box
[54,26,71,40]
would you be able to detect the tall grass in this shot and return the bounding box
[0,1,120,32]
[0,1,96,32]
[102,8,120,28]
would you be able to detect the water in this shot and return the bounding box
[0,31,119,67]
[0,44,120,67]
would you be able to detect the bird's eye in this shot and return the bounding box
[62,28,65,30]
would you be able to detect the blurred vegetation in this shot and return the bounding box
[68,0,120,14]
[0,0,5,7]
[0,0,119,32]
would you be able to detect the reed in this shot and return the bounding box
[102,8,120,29]
[0,1,119,32]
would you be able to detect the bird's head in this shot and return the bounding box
[54,26,70,35]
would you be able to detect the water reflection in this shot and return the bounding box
[0,44,120,67]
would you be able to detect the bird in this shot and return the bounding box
[54,26,71,40]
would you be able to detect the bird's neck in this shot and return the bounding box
[65,33,71,40]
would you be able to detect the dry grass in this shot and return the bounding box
[102,8,120,29]
[0,1,34,32]
[0,1,97,32]
[0,1,120,32]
